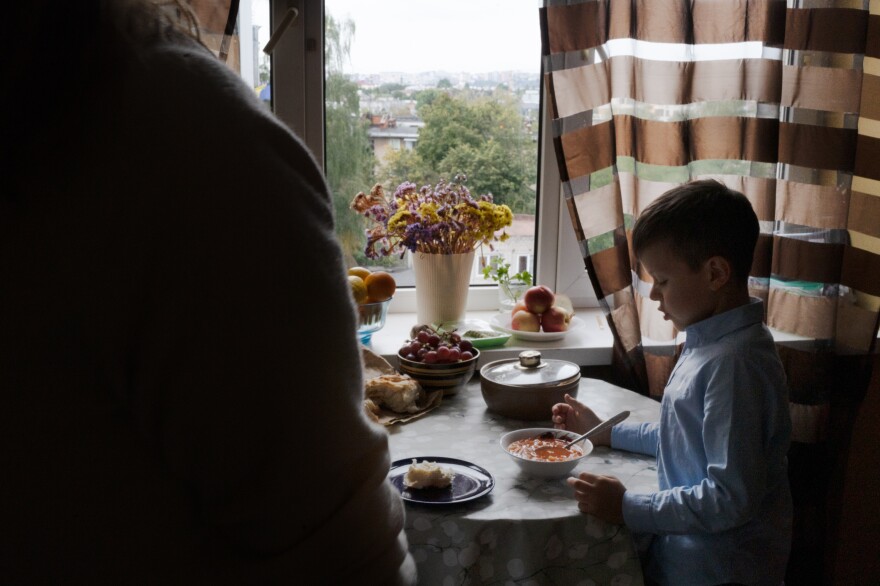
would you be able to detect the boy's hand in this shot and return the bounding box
[551,394,612,446]
[566,472,626,525]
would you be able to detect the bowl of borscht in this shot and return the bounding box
[500,427,593,479]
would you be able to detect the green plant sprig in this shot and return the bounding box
[482,259,532,302]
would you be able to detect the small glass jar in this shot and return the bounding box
[498,280,530,312]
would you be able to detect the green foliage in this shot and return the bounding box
[405,90,536,211]
[481,257,532,287]
[378,82,406,93]
[481,257,533,303]
[413,89,444,114]
[325,79,374,267]
[325,14,354,74]
[324,15,373,267]
[378,148,432,190]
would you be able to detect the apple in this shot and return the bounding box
[511,300,527,318]
[524,285,555,314]
[511,309,541,332]
[541,306,571,332]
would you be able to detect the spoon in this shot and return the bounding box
[561,410,630,449]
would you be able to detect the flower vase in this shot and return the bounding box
[412,251,475,326]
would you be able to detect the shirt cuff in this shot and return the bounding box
[622,491,656,533]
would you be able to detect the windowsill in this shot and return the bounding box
[365,305,843,367]
[367,308,615,365]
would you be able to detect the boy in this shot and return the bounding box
[553,179,792,585]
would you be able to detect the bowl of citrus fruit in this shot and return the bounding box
[349,266,397,344]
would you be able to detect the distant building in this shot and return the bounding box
[366,114,423,166]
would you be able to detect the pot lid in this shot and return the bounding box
[480,350,580,388]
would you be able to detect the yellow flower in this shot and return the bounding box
[351,176,514,259]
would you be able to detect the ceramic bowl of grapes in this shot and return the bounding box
[396,325,480,396]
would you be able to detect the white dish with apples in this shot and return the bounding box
[489,313,585,342]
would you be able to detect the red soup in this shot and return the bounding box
[507,432,584,462]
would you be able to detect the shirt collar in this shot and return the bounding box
[684,297,765,348]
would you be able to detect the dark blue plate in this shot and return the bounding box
[389,457,494,505]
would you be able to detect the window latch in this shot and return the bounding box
[263,7,299,55]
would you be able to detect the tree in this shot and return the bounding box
[408,90,536,211]
[378,147,431,190]
[325,14,375,266]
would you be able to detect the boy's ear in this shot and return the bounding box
[705,256,732,291]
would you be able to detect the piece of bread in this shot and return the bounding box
[365,373,424,414]
[363,398,381,423]
[403,459,455,489]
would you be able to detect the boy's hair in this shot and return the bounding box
[632,179,759,283]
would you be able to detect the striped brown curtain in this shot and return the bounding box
[540,0,879,582]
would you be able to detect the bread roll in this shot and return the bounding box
[403,459,455,489]
[364,373,424,414]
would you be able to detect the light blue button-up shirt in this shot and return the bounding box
[614,298,792,585]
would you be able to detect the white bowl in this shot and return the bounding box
[500,427,593,479]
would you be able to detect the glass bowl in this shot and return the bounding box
[356,298,391,344]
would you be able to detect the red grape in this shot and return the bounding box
[397,326,477,364]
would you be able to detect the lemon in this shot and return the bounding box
[348,266,371,280]
[348,275,368,304]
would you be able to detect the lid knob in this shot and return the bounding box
[518,350,542,368]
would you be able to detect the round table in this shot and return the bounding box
[386,376,661,585]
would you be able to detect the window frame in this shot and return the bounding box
[265,0,598,311]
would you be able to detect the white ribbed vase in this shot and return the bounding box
[411,250,475,326]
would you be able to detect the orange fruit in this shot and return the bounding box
[348,266,371,280]
[348,275,368,304]
[364,271,396,302]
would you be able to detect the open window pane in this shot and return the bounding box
[325,0,542,287]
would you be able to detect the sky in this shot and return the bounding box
[324,0,543,74]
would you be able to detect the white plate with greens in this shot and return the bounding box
[436,319,511,349]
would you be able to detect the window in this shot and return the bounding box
[242,1,598,310]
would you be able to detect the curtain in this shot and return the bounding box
[540,0,879,582]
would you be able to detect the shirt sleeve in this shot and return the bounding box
[611,421,660,456]
[622,352,779,535]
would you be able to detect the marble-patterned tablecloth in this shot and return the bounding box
[387,377,661,585]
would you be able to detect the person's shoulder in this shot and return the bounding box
[138,36,260,112]
[126,34,324,186]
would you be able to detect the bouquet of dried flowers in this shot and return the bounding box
[350,175,514,259]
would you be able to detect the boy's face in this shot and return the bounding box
[638,242,720,330]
